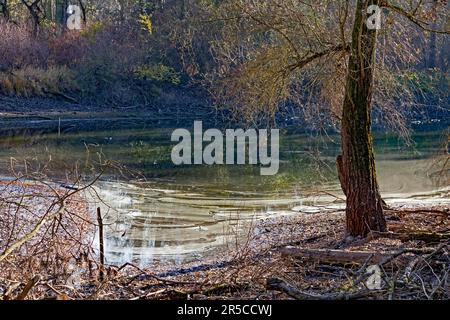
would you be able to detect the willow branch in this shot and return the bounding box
[286,43,350,73]
[381,0,450,34]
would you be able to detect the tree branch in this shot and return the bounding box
[380,0,450,34]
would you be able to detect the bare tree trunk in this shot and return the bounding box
[62,0,68,30]
[78,0,86,24]
[0,0,10,20]
[340,0,387,237]
[21,0,42,37]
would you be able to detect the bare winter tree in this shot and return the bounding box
[21,0,44,37]
[190,0,450,237]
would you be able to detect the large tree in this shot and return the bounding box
[340,0,386,236]
[188,0,449,237]
[341,0,449,236]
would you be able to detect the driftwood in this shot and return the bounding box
[362,230,450,243]
[349,230,450,247]
[386,230,450,242]
[388,208,449,216]
[266,243,449,300]
[279,245,445,267]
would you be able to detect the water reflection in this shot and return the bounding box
[0,121,448,265]
[91,181,307,265]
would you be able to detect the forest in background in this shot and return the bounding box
[0,0,448,129]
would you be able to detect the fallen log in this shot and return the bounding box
[266,278,321,300]
[387,208,449,216]
[279,247,398,265]
[356,229,450,243]
[350,231,450,247]
[279,245,445,266]
[385,230,450,242]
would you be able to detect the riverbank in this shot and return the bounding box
[0,92,219,132]
[3,95,448,134]
[100,202,449,300]
[0,96,226,142]
[1,179,448,300]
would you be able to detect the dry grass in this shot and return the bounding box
[0,66,78,98]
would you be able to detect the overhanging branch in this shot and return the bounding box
[286,43,350,73]
[380,0,450,34]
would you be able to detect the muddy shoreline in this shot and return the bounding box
[0,95,224,137]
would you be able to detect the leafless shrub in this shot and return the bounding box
[0,148,137,299]
[0,21,49,69]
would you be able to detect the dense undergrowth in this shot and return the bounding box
[0,18,185,107]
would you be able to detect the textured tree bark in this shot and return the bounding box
[341,0,387,236]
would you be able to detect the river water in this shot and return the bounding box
[0,118,448,265]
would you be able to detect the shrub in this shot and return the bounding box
[0,19,183,106]
[134,64,181,85]
[0,66,78,97]
[73,24,153,105]
[0,21,49,69]
[48,32,88,67]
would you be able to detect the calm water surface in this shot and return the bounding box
[0,118,448,265]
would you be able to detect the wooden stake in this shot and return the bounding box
[97,207,105,281]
